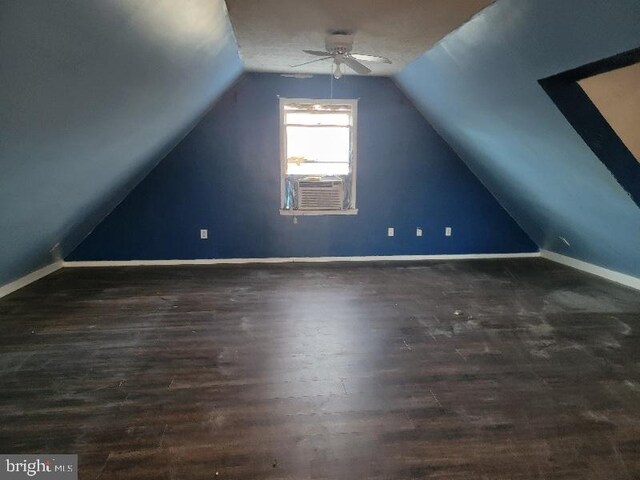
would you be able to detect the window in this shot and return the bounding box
[280,98,358,215]
[578,62,640,163]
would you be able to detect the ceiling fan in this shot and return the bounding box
[291,32,391,79]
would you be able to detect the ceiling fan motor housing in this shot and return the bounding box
[326,34,354,55]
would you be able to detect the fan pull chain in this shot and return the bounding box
[330,65,334,99]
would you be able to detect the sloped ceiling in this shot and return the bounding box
[225,0,493,76]
[0,0,243,285]
[3,0,639,287]
[395,0,640,277]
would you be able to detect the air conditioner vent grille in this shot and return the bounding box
[297,180,344,210]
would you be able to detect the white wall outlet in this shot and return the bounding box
[200,229,208,239]
[445,227,452,237]
[416,227,423,237]
[387,227,394,237]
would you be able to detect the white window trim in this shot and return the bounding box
[279,97,358,215]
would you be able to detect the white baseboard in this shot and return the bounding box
[541,250,640,291]
[64,251,540,268]
[0,261,64,299]
[10,252,637,297]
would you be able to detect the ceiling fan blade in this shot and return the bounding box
[302,49,332,57]
[350,53,392,64]
[290,56,332,68]
[342,56,372,75]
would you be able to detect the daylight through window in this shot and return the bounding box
[280,98,358,214]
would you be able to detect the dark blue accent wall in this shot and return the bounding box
[69,73,535,261]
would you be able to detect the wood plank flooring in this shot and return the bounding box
[1,258,639,479]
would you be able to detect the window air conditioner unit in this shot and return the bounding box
[297,178,344,210]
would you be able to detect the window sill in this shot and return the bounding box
[279,209,358,216]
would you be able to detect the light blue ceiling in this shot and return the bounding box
[0,0,243,285]
[2,0,639,287]
[395,0,640,277]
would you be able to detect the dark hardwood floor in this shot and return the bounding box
[1,258,639,479]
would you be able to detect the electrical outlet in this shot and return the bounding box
[200,229,208,240]
[416,227,423,237]
[445,227,452,237]
[387,227,394,237]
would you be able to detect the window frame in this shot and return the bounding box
[539,47,640,208]
[279,97,358,216]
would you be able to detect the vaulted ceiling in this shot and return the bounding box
[225,0,493,76]
[2,0,639,287]
[0,0,242,286]
[395,0,640,277]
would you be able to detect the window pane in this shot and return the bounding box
[288,162,350,175]
[286,126,350,176]
[286,112,350,126]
